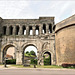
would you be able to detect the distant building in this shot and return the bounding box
[6,54,13,59]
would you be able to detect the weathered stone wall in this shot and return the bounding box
[55,25,75,65]
[0,17,55,65]
[55,15,75,65]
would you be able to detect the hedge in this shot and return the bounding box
[44,56,51,65]
[6,59,16,64]
[30,59,37,65]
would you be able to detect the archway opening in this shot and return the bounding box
[29,26,33,35]
[49,24,52,33]
[22,26,26,35]
[3,26,7,35]
[3,45,16,64]
[9,26,13,35]
[43,52,51,65]
[43,24,46,34]
[23,45,37,66]
[36,26,39,35]
[16,26,19,35]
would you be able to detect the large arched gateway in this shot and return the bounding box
[1,43,18,64]
[0,17,55,65]
[22,44,38,65]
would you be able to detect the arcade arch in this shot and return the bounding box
[22,44,38,64]
[9,26,13,35]
[43,51,51,65]
[3,26,7,35]
[1,44,18,64]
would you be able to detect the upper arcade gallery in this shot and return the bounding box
[1,17,55,36]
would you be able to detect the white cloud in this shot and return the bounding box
[0,0,75,23]
[72,9,75,15]
[0,0,75,52]
[0,1,30,18]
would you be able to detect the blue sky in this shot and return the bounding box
[0,0,75,24]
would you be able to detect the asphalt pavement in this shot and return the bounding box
[0,68,75,75]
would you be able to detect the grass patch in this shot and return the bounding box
[0,64,3,66]
[8,65,63,68]
[37,65,63,68]
[9,64,35,68]
[0,64,75,69]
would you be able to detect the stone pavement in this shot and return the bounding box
[0,65,75,75]
[0,68,75,75]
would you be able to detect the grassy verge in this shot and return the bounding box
[37,65,63,68]
[7,65,63,68]
[0,64,75,69]
[0,64,3,66]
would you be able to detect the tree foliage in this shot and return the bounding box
[25,50,36,57]
[30,50,36,56]
[44,56,51,65]
[26,51,29,54]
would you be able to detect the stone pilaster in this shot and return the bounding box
[6,26,9,35]
[39,25,43,35]
[0,51,3,64]
[46,24,49,34]
[19,26,22,35]
[13,26,16,35]
[0,51,2,64]
[52,23,53,33]
[16,50,22,65]
[32,26,35,36]
[41,57,44,65]
[26,26,29,36]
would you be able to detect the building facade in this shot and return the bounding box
[0,17,56,65]
[0,14,75,66]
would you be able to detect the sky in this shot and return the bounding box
[0,0,75,24]
[1,0,75,54]
[25,46,37,55]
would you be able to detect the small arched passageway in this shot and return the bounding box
[49,24,52,33]
[2,44,16,64]
[22,26,26,35]
[36,26,39,35]
[9,26,13,35]
[3,26,7,35]
[16,26,19,35]
[22,44,37,65]
[29,26,33,35]
[43,52,51,65]
[43,24,46,34]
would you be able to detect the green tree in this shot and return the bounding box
[44,56,51,65]
[30,50,36,56]
[26,51,29,54]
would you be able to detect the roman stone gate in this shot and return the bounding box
[0,17,56,65]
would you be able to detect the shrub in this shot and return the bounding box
[62,63,75,68]
[44,57,51,65]
[62,64,68,68]
[6,59,16,64]
[30,59,37,65]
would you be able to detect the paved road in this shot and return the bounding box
[0,68,75,75]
